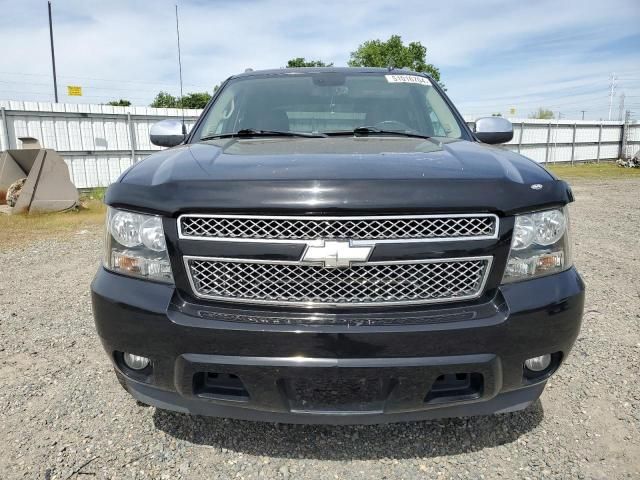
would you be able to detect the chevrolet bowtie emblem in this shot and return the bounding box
[301,240,373,268]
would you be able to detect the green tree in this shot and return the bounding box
[529,108,555,120]
[179,92,212,109]
[150,91,213,109]
[150,91,179,108]
[492,113,502,117]
[348,35,441,83]
[286,57,334,68]
[107,99,131,107]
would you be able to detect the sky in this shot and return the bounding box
[0,0,639,120]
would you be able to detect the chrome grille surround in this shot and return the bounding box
[195,309,477,326]
[178,214,498,243]
[184,256,493,307]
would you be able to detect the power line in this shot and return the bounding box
[0,86,175,101]
[456,85,637,111]
[0,79,191,93]
[0,87,154,101]
[0,71,213,90]
[1,67,636,96]
[0,80,52,87]
[458,81,607,103]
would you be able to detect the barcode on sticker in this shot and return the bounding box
[385,75,431,85]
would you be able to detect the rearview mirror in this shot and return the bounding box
[474,117,513,144]
[150,119,186,147]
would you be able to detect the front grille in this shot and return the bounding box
[185,257,491,307]
[179,214,497,242]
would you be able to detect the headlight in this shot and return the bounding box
[502,206,572,283]
[104,207,173,283]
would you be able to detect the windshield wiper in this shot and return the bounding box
[201,129,327,141]
[324,126,431,140]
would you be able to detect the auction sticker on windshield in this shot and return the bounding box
[385,75,431,85]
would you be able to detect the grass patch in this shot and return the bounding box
[81,187,107,201]
[546,162,640,180]
[0,200,106,248]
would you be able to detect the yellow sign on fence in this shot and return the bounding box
[67,86,82,96]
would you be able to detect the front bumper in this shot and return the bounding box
[91,267,584,424]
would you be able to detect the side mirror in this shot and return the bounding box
[150,119,186,147]
[475,117,513,144]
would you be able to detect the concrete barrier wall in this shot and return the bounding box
[1,101,638,188]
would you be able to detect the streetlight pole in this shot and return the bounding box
[48,1,59,103]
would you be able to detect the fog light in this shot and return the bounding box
[524,354,552,372]
[123,353,150,370]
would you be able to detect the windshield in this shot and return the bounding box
[193,72,465,140]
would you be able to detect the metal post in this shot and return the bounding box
[127,113,136,162]
[596,123,602,163]
[570,122,577,165]
[82,157,88,188]
[48,1,59,103]
[544,122,551,164]
[517,123,523,153]
[621,110,630,160]
[65,116,71,151]
[106,156,112,184]
[1,107,10,150]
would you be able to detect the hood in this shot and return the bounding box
[106,137,572,216]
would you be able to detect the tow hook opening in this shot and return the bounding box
[424,372,484,404]
[193,372,250,402]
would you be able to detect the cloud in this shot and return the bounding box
[0,0,638,119]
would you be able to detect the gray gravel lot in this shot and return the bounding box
[1,178,639,479]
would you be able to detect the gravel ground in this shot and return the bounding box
[1,178,639,480]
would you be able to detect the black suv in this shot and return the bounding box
[91,68,584,424]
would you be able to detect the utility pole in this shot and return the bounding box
[618,93,625,121]
[581,110,585,120]
[608,73,616,121]
[48,1,58,103]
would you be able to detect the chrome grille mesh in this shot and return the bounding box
[179,215,497,241]
[186,258,490,306]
